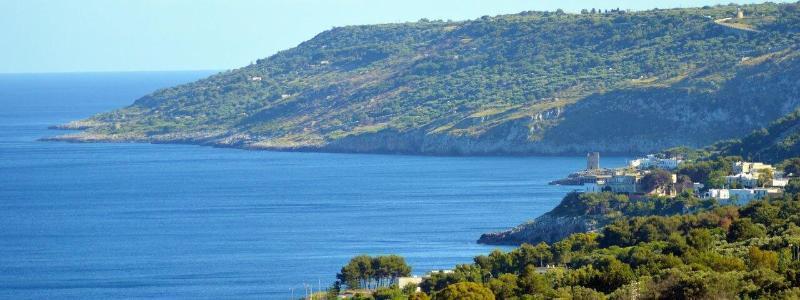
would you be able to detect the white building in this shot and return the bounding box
[394,277,423,292]
[725,173,759,188]
[704,188,777,205]
[705,189,730,200]
[629,155,681,170]
[772,178,789,187]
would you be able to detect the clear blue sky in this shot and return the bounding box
[0,0,789,73]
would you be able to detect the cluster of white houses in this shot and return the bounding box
[578,153,789,205]
[580,153,685,195]
[629,154,682,170]
[706,161,787,205]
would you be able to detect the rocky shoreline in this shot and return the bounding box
[42,125,672,157]
[477,213,606,245]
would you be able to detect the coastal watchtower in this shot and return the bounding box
[737,7,744,19]
[587,152,600,170]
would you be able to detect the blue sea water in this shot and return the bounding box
[0,72,628,299]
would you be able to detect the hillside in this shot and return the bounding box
[722,108,800,163]
[478,191,703,245]
[50,3,800,155]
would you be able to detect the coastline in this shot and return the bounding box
[41,128,652,157]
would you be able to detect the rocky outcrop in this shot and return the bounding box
[48,120,105,130]
[477,213,606,245]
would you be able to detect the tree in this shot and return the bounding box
[555,286,606,299]
[593,257,635,293]
[727,218,767,242]
[486,274,519,299]
[781,157,800,176]
[515,243,553,270]
[785,178,800,194]
[435,282,495,300]
[338,255,373,289]
[337,255,411,290]
[519,266,553,295]
[742,269,789,298]
[747,246,778,270]
[374,286,404,300]
[654,270,742,299]
[375,255,412,287]
[640,169,673,193]
[758,168,774,187]
[687,228,713,251]
[408,292,431,300]
[420,271,463,294]
[484,250,514,276]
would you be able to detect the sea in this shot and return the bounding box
[0,71,628,299]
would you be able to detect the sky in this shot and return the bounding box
[0,0,791,73]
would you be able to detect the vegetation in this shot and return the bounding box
[677,155,742,189]
[330,145,800,299]
[435,282,494,300]
[64,2,800,155]
[335,255,412,290]
[333,193,800,299]
[722,109,800,164]
[550,191,709,219]
[393,197,800,299]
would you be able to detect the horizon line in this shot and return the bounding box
[0,69,224,76]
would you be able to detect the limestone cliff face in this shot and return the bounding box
[477,213,605,245]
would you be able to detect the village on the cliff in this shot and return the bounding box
[552,152,788,205]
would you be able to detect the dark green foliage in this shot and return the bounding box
[486,274,518,299]
[408,292,430,300]
[781,157,800,176]
[727,218,767,242]
[408,193,800,299]
[518,266,552,296]
[723,109,800,163]
[677,155,741,189]
[373,286,405,300]
[786,178,800,195]
[336,255,412,290]
[640,169,673,193]
[550,191,700,218]
[434,282,494,300]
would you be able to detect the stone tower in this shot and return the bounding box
[737,7,744,19]
[587,152,600,170]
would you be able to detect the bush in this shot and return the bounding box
[434,282,495,300]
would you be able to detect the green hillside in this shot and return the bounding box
[722,109,800,163]
[53,2,800,155]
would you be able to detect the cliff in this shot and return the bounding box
[478,213,605,245]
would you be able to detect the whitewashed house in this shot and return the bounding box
[629,155,681,170]
[725,173,759,188]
